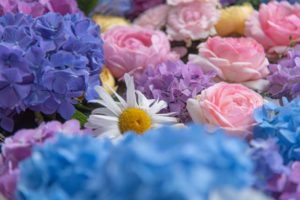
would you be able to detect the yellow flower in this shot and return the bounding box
[92,15,129,33]
[100,67,117,95]
[215,4,254,36]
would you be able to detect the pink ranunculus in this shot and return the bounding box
[166,0,220,41]
[0,120,88,200]
[0,0,79,17]
[189,36,270,90]
[103,26,177,78]
[187,82,263,135]
[245,1,300,54]
[167,0,218,6]
[134,4,169,30]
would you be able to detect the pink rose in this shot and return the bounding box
[187,82,263,135]
[103,26,177,78]
[134,4,169,30]
[189,36,270,90]
[245,2,300,54]
[167,0,218,6]
[166,0,220,41]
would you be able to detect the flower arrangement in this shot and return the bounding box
[1,0,300,200]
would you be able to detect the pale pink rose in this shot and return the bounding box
[189,36,270,91]
[167,0,218,6]
[187,82,263,135]
[166,0,220,41]
[103,26,177,78]
[134,4,169,30]
[245,2,300,54]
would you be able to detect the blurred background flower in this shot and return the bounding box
[0,0,79,17]
[215,4,254,36]
[92,15,129,32]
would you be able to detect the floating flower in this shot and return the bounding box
[189,36,269,91]
[103,25,177,78]
[245,1,300,54]
[253,98,300,163]
[215,4,254,36]
[267,45,300,100]
[166,0,220,41]
[135,60,215,123]
[0,0,79,17]
[85,74,177,141]
[16,134,112,200]
[96,124,253,199]
[0,120,88,200]
[92,15,129,33]
[187,82,263,136]
[0,13,104,131]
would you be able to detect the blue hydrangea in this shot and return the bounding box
[253,98,300,164]
[16,134,113,200]
[0,12,104,131]
[16,124,253,200]
[98,124,253,200]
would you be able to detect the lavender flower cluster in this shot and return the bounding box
[0,12,104,132]
[135,61,215,122]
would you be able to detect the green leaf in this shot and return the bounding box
[77,0,98,15]
[72,109,88,127]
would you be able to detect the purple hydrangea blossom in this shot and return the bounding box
[267,45,300,100]
[0,0,79,17]
[0,13,104,131]
[135,60,215,123]
[250,139,289,193]
[0,120,89,200]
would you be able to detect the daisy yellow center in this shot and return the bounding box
[118,108,152,134]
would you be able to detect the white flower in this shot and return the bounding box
[85,74,177,141]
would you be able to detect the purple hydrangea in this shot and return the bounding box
[267,45,300,100]
[135,60,215,123]
[0,12,104,132]
[128,0,164,19]
[278,161,300,200]
[250,139,289,194]
[0,0,79,17]
[0,120,89,200]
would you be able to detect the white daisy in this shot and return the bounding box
[85,74,178,140]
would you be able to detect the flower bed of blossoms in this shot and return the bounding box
[0,0,300,200]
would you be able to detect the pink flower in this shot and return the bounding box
[187,82,263,135]
[167,0,218,6]
[245,2,300,54]
[166,0,220,41]
[0,0,79,17]
[189,36,270,90]
[134,4,169,30]
[0,120,88,200]
[103,26,177,78]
